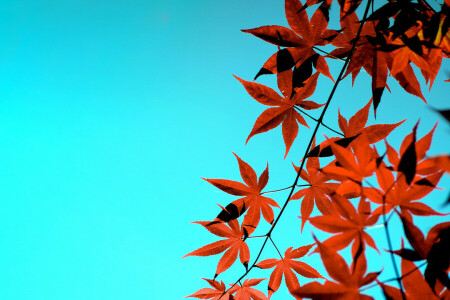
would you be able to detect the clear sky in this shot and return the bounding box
[0,0,448,299]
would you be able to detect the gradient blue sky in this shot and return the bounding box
[0,0,448,299]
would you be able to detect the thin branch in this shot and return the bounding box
[363,175,407,299]
[382,194,406,300]
[296,184,311,188]
[269,236,283,259]
[360,261,428,292]
[386,209,396,223]
[294,106,344,136]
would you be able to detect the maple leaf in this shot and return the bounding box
[364,166,445,219]
[185,278,234,300]
[293,238,379,299]
[291,153,339,231]
[379,259,449,300]
[337,99,404,146]
[389,62,427,102]
[235,71,324,157]
[203,153,279,233]
[305,136,373,198]
[385,122,444,176]
[392,217,450,292]
[386,34,432,79]
[320,138,377,185]
[243,0,337,81]
[229,278,269,300]
[329,12,392,111]
[183,219,250,277]
[330,12,375,64]
[363,123,447,216]
[309,196,379,256]
[256,244,323,298]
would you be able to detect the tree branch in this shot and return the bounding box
[222,0,374,296]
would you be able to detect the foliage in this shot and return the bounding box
[184,0,450,299]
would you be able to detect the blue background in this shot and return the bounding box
[0,0,448,299]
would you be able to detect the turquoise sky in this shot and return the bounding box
[0,1,448,299]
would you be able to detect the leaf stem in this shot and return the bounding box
[294,106,344,136]
[247,235,266,239]
[313,46,345,61]
[296,184,311,187]
[261,186,294,195]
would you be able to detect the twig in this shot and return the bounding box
[360,261,428,292]
[363,174,407,299]
[294,106,344,136]
[269,236,283,259]
[382,194,406,299]
[313,46,345,61]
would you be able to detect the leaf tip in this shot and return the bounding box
[233,74,243,83]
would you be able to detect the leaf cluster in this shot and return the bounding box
[184,0,450,299]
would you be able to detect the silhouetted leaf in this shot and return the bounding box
[398,125,417,185]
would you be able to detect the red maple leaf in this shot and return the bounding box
[291,153,339,231]
[379,24,429,101]
[293,238,379,299]
[363,165,445,219]
[243,0,337,81]
[235,71,324,157]
[309,196,379,256]
[183,219,250,277]
[229,278,269,300]
[387,33,432,78]
[330,12,375,66]
[384,19,439,93]
[385,123,442,176]
[203,153,279,233]
[320,138,377,186]
[337,99,404,146]
[329,12,392,112]
[362,122,446,217]
[389,61,426,102]
[185,278,234,300]
[256,244,323,298]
